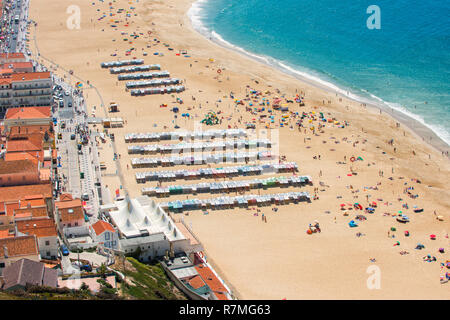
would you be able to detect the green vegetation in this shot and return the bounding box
[119,257,187,300]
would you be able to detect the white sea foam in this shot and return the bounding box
[187,0,450,148]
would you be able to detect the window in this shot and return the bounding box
[0,263,5,268]
[45,241,50,246]
[104,232,110,240]
[46,251,50,256]
[75,222,78,226]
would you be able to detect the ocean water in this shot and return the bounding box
[188,0,450,145]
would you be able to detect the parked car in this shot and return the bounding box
[70,134,76,140]
[80,264,92,272]
[59,100,64,108]
[61,245,69,256]
[81,193,89,201]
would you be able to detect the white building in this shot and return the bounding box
[89,220,119,250]
[101,196,202,262]
[0,72,52,112]
[16,218,58,260]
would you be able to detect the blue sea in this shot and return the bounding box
[188,0,450,145]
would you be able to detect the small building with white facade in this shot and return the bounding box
[101,196,202,262]
[89,220,119,250]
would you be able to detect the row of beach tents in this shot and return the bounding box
[118,71,170,81]
[130,85,185,96]
[130,151,275,168]
[142,176,312,197]
[125,78,181,89]
[127,139,272,155]
[100,59,144,68]
[110,64,161,74]
[135,162,299,183]
[124,128,247,143]
[158,192,311,212]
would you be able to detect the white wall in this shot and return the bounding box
[64,225,89,238]
[38,236,58,260]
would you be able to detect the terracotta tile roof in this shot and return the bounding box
[0,235,39,258]
[0,159,37,174]
[19,198,45,208]
[39,168,51,181]
[55,199,82,209]
[5,202,20,216]
[0,183,52,203]
[5,106,51,120]
[195,264,229,300]
[4,151,44,164]
[59,206,84,224]
[0,62,33,70]
[8,125,52,136]
[187,275,206,290]
[16,218,57,238]
[59,194,73,201]
[0,68,12,75]
[0,78,11,85]
[13,206,48,219]
[56,199,84,223]
[91,220,115,236]
[11,72,51,82]
[0,229,14,239]
[6,133,43,153]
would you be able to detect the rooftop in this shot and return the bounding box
[195,264,229,300]
[6,133,44,153]
[55,198,82,209]
[107,196,185,242]
[4,151,44,166]
[5,106,51,120]
[0,183,52,203]
[13,206,49,219]
[91,220,116,236]
[11,72,51,82]
[3,258,58,290]
[58,204,84,224]
[0,159,37,175]
[16,218,57,238]
[0,235,39,258]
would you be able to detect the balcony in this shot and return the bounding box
[12,91,52,97]
[12,84,52,90]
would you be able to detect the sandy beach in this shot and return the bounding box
[28,0,449,299]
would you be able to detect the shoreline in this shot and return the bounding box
[186,0,450,156]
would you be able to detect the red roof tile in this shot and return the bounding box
[0,235,39,258]
[195,264,229,300]
[0,184,52,203]
[5,106,51,120]
[0,159,37,174]
[91,220,115,236]
[16,218,57,238]
[11,72,51,82]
